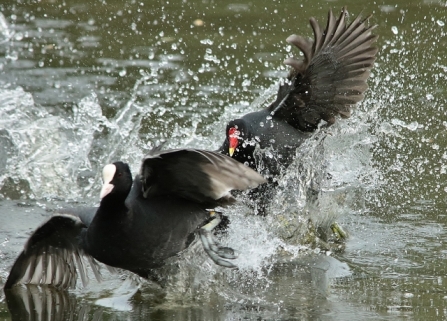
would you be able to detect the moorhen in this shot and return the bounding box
[220,8,378,177]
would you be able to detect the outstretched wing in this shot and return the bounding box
[140,147,267,205]
[4,209,104,290]
[269,7,378,131]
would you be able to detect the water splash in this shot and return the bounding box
[0,87,104,200]
[129,77,378,305]
[0,80,148,201]
[0,71,375,304]
[0,12,13,45]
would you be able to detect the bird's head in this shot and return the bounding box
[100,161,133,200]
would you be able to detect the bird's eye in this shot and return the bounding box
[117,172,122,177]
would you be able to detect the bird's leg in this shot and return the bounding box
[199,211,238,268]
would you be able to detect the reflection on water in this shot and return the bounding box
[6,286,80,321]
[1,0,447,320]
[3,243,350,321]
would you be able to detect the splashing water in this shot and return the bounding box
[0,69,378,308]
[129,74,379,307]
[0,87,103,200]
[0,12,13,46]
[0,79,150,201]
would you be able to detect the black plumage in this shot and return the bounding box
[220,8,378,176]
[4,148,265,290]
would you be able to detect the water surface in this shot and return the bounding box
[1,0,447,320]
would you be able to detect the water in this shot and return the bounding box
[1,0,447,320]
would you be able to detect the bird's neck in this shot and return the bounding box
[98,194,128,215]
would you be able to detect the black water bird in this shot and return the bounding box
[4,148,266,290]
[220,8,378,177]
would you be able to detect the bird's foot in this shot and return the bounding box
[199,211,238,268]
[330,222,348,241]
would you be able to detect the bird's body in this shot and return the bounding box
[4,148,266,290]
[225,109,312,176]
[220,8,378,177]
[84,194,207,276]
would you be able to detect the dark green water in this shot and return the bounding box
[1,0,447,320]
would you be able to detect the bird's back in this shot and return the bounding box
[240,109,311,174]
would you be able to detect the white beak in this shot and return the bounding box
[100,183,114,199]
[100,164,116,199]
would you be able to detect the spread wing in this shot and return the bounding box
[139,147,267,205]
[268,7,378,131]
[4,209,105,290]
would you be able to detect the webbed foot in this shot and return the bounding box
[330,222,348,241]
[199,211,237,268]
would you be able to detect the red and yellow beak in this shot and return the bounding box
[229,143,236,157]
[228,127,240,157]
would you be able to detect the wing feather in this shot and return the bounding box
[140,147,266,205]
[268,7,378,131]
[4,211,103,290]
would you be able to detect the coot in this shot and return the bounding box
[220,8,378,176]
[4,147,266,290]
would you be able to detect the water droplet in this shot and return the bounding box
[119,69,127,77]
[6,51,18,61]
[437,20,445,27]
[406,122,419,131]
[200,39,213,45]
[391,26,398,35]
[193,19,204,27]
[14,32,23,41]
